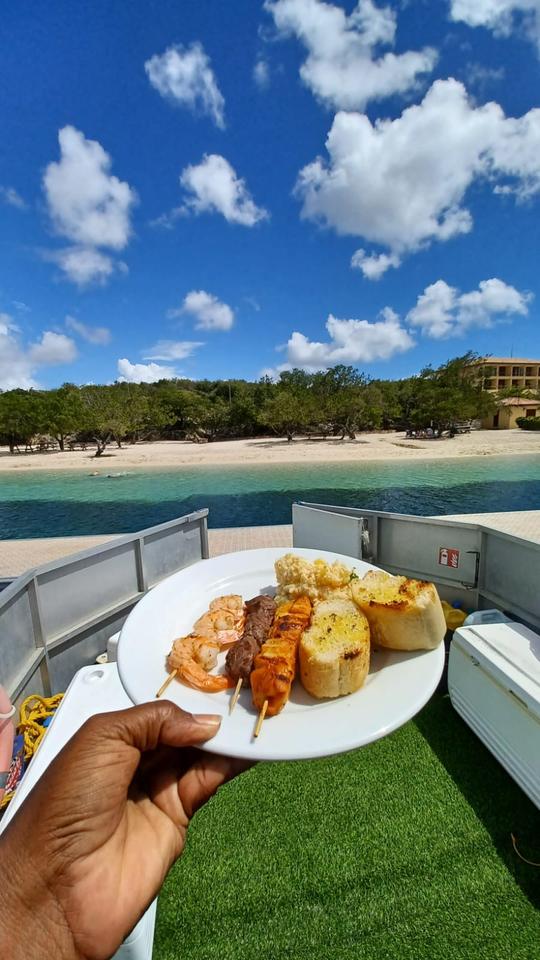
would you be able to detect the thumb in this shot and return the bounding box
[81,701,222,756]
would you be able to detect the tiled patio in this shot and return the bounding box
[0,525,293,578]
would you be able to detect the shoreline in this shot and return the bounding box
[0,431,539,473]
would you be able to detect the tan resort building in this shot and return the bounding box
[475,357,540,393]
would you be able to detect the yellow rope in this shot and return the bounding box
[0,693,63,810]
[18,693,64,759]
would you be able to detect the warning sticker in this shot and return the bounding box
[439,547,460,568]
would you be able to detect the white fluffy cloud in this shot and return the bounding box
[44,127,135,249]
[280,308,414,371]
[351,249,401,280]
[265,0,436,110]
[65,315,112,345]
[171,290,235,330]
[47,248,126,287]
[145,42,225,128]
[407,278,531,338]
[0,315,78,389]
[43,126,136,285]
[143,340,204,360]
[29,331,77,365]
[296,78,540,273]
[0,185,26,209]
[450,1,540,52]
[117,359,178,383]
[180,154,269,226]
[254,58,271,89]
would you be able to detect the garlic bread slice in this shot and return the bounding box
[299,598,370,699]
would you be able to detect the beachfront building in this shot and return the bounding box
[475,357,540,393]
[470,357,540,428]
[482,397,540,429]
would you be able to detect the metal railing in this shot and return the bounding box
[0,510,209,704]
[3,501,538,705]
[293,503,540,629]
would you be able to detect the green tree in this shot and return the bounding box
[46,384,86,451]
[0,390,47,452]
[199,397,229,441]
[412,353,495,431]
[150,383,208,438]
[374,378,403,429]
[261,389,312,442]
[80,386,128,456]
[227,383,259,437]
[311,366,375,438]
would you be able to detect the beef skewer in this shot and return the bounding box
[225,595,277,713]
[251,595,312,737]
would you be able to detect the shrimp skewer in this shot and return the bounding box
[158,594,245,696]
[167,635,234,692]
[209,595,244,617]
[192,594,245,647]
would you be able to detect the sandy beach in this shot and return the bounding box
[0,430,538,472]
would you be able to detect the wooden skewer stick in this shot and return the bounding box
[229,677,243,714]
[253,699,268,738]
[156,669,177,699]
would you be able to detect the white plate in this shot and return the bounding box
[117,548,445,761]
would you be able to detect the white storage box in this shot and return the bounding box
[448,622,540,809]
[0,664,156,960]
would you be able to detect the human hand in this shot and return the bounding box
[0,702,247,960]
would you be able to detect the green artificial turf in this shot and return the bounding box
[154,695,540,960]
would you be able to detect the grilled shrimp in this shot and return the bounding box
[167,635,232,692]
[193,594,245,647]
[209,594,244,617]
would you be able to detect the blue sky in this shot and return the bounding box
[1,0,540,389]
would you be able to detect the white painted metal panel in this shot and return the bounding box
[0,512,209,701]
[293,502,480,587]
[47,611,129,691]
[479,530,540,627]
[38,541,140,642]
[144,519,205,587]
[292,504,364,557]
[376,515,478,585]
[0,589,36,692]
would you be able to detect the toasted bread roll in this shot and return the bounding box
[299,598,370,699]
[351,570,446,651]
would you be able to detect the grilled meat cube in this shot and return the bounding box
[251,596,312,716]
[225,594,276,683]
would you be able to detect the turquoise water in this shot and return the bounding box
[1,454,540,539]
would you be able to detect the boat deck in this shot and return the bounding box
[1,511,539,958]
[1,511,540,577]
[0,524,294,577]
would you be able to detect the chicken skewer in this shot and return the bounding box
[225,595,277,713]
[250,595,312,736]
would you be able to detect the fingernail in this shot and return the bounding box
[193,713,222,728]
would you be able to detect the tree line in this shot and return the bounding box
[0,353,497,456]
